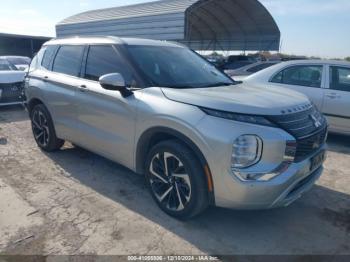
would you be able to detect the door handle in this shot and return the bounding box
[43,76,49,82]
[325,93,340,99]
[326,94,336,99]
[79,85,87,92]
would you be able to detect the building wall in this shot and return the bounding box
[55,0,280,51]
[0,35,50,58]
[56,13,185,41]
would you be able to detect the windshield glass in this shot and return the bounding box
[126,45,234,88]
[6,57,31,65]
[0,59,17,71]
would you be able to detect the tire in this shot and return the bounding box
[30,104,64,152]
[145,140,209,219]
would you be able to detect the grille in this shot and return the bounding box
[294,127,327,162]
[0,82,24,103]
[268,106,326,139]
[268,106,328,162]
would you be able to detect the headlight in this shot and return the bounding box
[233,140,296,182]
[231,135,262,169]
[201,108,275,127]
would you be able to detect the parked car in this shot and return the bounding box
[224,61,280,81]
[204,55,225,68]
[25,37,327,219]
[219,55,257,71]
[227,55,257,63]
[244,60,350,135]
[0,58,26,106]
[0,56,31,71]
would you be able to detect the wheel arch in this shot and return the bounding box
[135,126,215,204]
[27,97,45,114]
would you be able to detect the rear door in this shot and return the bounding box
[269,64,325,109]
[43,45,85,141]
[322,65,350,134]
[74,44,140,168]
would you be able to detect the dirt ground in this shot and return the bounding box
[0,105,349,256]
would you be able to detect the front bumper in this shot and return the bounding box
[193,112,327,210]
[214,145,326,209]
[0,82,25,105]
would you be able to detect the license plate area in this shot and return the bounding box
[310,150,326,172]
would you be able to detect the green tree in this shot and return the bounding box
[345,57,350,62]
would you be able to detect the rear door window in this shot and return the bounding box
[330,66,350,92]
[271,65,323,88]
[52,45,85,77]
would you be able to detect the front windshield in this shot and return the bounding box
[0,59,17,71]
[126,45,234,88]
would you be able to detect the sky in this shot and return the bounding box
[0,0,349,58]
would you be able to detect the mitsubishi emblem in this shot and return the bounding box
[310,113,322,128]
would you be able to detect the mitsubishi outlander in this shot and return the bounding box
[25,37,327,219]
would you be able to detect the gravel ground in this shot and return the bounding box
[0,105,349,256]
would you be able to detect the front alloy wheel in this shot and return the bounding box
[146,140,209,219]
[149,152,192,211]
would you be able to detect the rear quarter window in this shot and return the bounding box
[41,45,58,70]
[29,48,46,72]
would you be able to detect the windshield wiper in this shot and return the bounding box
[204,82,234,88]
[162,82,235,89]
[163,85,195,89]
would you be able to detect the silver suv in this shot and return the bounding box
[25,37,327,219]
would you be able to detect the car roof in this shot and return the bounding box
[44,36,185,48]
[277,59,350,66]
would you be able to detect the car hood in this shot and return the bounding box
[232,75,250,82]
[0,71,26,83]
[161,83,311,115]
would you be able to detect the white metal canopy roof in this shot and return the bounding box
[56,0,280,51]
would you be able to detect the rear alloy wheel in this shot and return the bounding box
[146,140,209,219]
[32,109,50,148]
[30,104,64,152]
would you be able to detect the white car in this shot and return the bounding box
[0,56,31,71]
[244,60,350,135]
[224,61,279,81]
[0,58,26,106]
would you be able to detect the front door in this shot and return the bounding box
[74,45,139,168]
[322,65,350,134]
[269,64,326,109]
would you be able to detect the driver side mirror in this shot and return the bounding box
[99,73,133,97]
